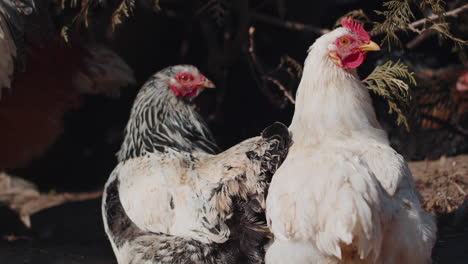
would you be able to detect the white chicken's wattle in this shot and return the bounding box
[265,18,436,264]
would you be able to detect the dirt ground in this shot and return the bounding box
[410,154,468,264]
[0,155,466,264]
[411,155,468,215]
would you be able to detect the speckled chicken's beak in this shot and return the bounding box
[359,41,381,52]
[201,78,216,89]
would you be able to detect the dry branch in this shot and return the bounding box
[0,172,102,228]
[253,3,468,41]
[247,26,296,107]
[265,76,296,104]
[409,3,468,30]
[251,13,330,35]
[247,27,276,106]
[403,3,468,48]
[406,30,431,49]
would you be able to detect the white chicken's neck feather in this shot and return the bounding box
[290,33,385,144]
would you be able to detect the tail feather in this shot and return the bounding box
[258,121,292,180]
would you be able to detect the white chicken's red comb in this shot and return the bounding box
[341,17,370,42]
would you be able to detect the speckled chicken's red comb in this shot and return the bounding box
[341,17,370,42]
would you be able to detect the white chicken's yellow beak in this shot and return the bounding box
[359,41,381,52]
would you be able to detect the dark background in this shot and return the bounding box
[0,0,467,263]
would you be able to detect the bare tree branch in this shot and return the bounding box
[265,76,296,104]
[251,13,330,35]
[370,3,468,40]
[195,0,217,16]
[247,27,278,106]
[410,3,468,30]
[406,30,431,49]
[247,26,295,107]
[252,3,468,39]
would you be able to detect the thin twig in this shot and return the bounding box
[371,3,468,37]
[3,235,32,241]
[449,179,467,196]
[407,24,424,34]
[251,13,330,35]
[195,0,217,16]
[247,27,277,106]
[406,3,468,48]
[406,30,431,49]
[252,4,468,38]
[264,76,296,104]
[19,190,103,216]
[247,26,295,108]
[410,3,468,29]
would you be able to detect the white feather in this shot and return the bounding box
[117,149,229,244]
[110,135,276,248]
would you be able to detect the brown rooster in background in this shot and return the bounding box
[418,65,468,131]
[0,0,135,227]
[375,49,468,160]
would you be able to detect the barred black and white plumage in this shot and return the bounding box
[117,65,219,162]
[102,65,291,264]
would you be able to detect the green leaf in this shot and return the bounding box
[363,60,415,131]
[371,0,415,49]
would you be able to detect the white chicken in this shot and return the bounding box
[265,18,437,264]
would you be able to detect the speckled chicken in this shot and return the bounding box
[102,65,291,264]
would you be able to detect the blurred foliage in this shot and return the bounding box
[372,0,415,48]
[111,0,135,32]
[363,60,416,130]
[52,0,467,133]
[371,0,468,49]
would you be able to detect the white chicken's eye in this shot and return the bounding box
[339,37,350,46]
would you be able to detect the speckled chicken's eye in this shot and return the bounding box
[179,73,195,82]
[339,37,350,45]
